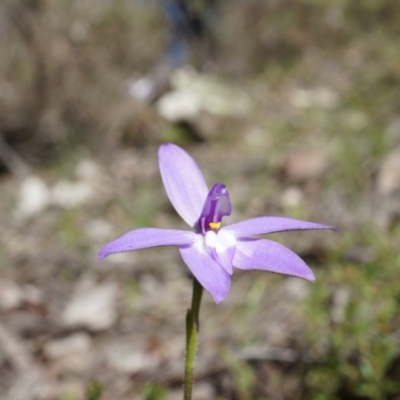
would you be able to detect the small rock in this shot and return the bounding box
[281,186,304,208]
[62,277,118,331]
[128,77,156,102]
[283,150,330,181]
[104,340,160,374]
[156,68,251,122]
[127,63,173,103]
[377,147,400,195]
[14,176,50,219]
[75,159,102,182]
[156,89,201,122]
[44,333,91,360]
[0,281,24,310]
[25,285,44,305]
[0,282,43,310]
[51,180,93,209]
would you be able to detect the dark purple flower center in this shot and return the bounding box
[197,182,231,234]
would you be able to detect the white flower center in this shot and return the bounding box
[205,230,235,252]
[204,229,236,275]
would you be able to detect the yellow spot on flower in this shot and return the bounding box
[209,222,221,230]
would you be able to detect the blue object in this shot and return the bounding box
[161,0,206,66]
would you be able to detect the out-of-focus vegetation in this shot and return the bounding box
[0,0,165,165]
[1,0,400,399]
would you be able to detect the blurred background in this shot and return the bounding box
[1,0,400,399]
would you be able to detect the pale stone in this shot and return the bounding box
[0,281,24,310]
[105,341,160,374]
[281,186,304,208]
[128,77,156,102]
[156,68,251,122]
[377,147,400,195]
[0,282,43,310]
[75,159,102,182]
[15,176,50,218]
[51,180,93,208]
[156,90,201,122]
[62,277,118,331]
[44,333,91,360]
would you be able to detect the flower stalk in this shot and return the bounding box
[184,278,203,400]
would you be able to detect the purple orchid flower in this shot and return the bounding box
[98,144,334,304]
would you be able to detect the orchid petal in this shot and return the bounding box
[225,216,335,238]
[159,143,209,227]
[180,243,231,303]
[98,228,196,259]
[234,238,315,281]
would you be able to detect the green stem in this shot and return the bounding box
[183,278,203,400]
